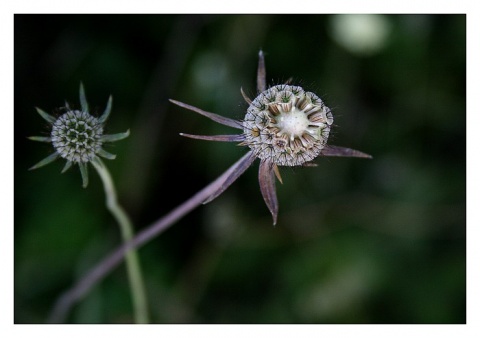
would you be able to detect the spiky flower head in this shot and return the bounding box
[29,83,130,187]
[242,84,333,166]
[50,110,104,163]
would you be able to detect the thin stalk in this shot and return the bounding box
[48,151,255,323]
[90,157,149,324]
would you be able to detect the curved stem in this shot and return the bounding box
[90,157,149,324]
[48,151,255,323]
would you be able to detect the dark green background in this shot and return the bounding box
[14,15,466,323]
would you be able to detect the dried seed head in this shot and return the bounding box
[242,85,333,166]
[50,110,104,163]
[170,51,371,225]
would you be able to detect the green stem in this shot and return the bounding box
[91,157,149,324]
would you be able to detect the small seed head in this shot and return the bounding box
[242,85,333,166]
[51,110,104,163]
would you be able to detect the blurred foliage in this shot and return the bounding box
[14,14,465,323]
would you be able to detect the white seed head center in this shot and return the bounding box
[276,107,310,140]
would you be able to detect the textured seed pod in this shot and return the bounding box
[51,110,104,163]
[242,85,334,166]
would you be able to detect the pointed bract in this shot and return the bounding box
[30,152,59,170]
[100,130,130,142]
[240,87,252,105]
[321,145,372,159]
[258,160,278,225]
[99,95,113,123]
[35,107,56,124]
[169,99,243,130]
[98,148,117,160]
[257,50,266,93]
[180,133,245,142]
[79,162,89,188]
[28,136,51,142]
[61,160,73,173]
[273,164,283,184]
[79,83,89,113]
